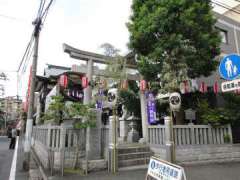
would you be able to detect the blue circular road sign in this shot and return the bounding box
[219,54,240,80]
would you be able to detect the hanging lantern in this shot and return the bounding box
[140,80,147,91]
[199,82,207,93]
[121,80,128,90]
[59,74,68,88]
[82,76,88,88]
[213,81,219,94]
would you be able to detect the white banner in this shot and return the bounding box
[221,79,240,92]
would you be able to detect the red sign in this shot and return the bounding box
[59,75,68,88]
[140,80,147,91]
[82,76,88,88]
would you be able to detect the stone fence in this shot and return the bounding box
[32,124,109,174]
[148,124,233,146]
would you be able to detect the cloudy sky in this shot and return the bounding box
[0,0,239,99]
[0,0,131,99]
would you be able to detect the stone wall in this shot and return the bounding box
[150,144,240,164]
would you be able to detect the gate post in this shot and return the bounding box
[165,116,175,163]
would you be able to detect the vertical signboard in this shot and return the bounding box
[146,157,186,180]
[146,92,156,125]
[96,88,104,109]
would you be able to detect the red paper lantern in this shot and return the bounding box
[59,74,68,88]
[213,81,218,94]
[140,80,147,91]
[82,76,88,88]
[199,82,207,93]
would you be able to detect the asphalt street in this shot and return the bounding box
[0,136,28,180]
[0,136,14,180]
[50,162,240,180]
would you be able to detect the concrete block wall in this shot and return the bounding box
[150,144,240,164]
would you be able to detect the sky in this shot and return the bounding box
[0,0,132,99]
[0,0,239,100]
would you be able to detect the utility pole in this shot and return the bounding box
[23,18,41,171]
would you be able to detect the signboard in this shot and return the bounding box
[219,54,240,80]
[146,92,157,125]
[221,79,240,92]
[146,157,186,180]
[96,89,104,109]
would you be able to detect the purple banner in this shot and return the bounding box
[96,89,104,109]
[146,92,156,125]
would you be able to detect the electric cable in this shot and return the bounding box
[17,33,34,73]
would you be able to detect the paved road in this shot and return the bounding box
[0,136,28,180]
[50,162,240,180]
[0,137,14,180]
[184,163,240,180]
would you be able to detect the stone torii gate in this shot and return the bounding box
[63,43,149,143]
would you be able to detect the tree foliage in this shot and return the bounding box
[127,0,221,92]
[42,95,66,123]
[41,95,96,128]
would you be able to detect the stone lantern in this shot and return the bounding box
[127,114,140,143]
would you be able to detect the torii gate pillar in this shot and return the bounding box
[83,59,93,104]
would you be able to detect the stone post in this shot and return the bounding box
[165,116,175,163]
[139,91,148,143]
[108,116,118,173]
[87,109,102,159]
[83,59,93,104]
[60,124,67,176]
[35,93,41,125]
[119,120,128,142]
[83,59,93,173]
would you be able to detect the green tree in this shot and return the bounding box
[127,0,221,92]
[42,95,67,124]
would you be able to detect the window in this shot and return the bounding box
[217,28,228,44]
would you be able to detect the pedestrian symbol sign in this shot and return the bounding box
[219,54,240,80]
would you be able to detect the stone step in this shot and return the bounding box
[118,157,150,167]
[118,151,152,161]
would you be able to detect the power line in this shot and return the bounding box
[17,33,34,73]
